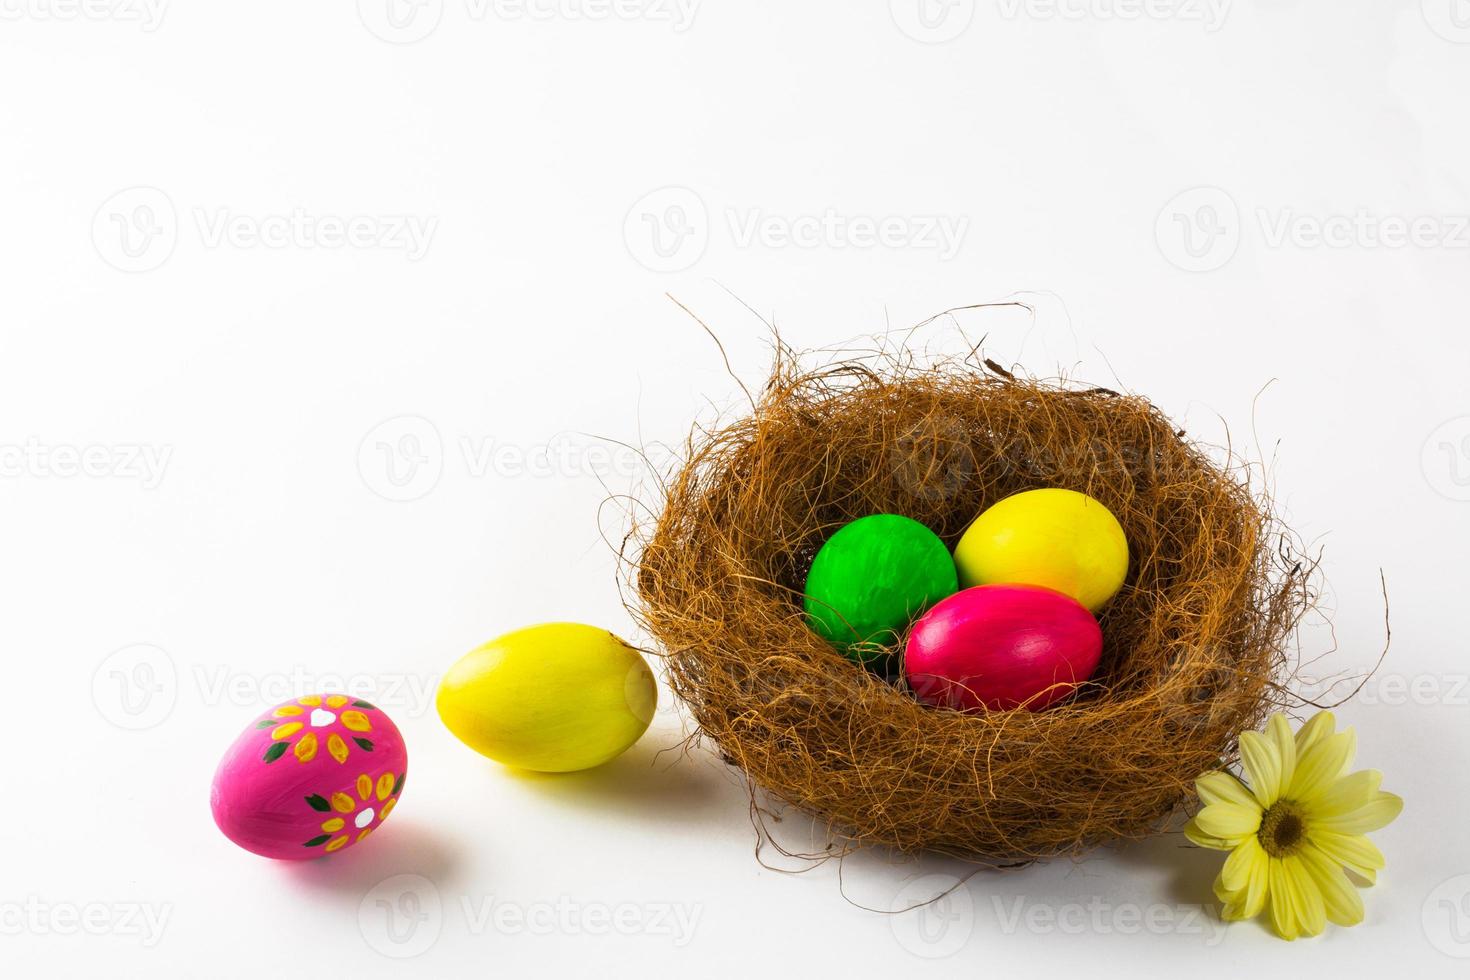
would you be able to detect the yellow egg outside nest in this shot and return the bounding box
[436,623,657,773]
[953,488,1128,612]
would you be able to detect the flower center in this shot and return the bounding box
[1258,801,1306,857]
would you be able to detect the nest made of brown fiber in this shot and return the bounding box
[631,343,1315,861]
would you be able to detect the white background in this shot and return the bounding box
[3,2,1469,977]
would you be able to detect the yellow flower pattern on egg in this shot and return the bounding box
[260,695,376,765]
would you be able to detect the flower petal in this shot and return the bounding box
[1309,831,1385,885]
[1299,844,1364,927]
[1314,791,1403,835]
[1217,844,1268,923]
[1236,843,1269,920]
[1184,816,1235,850]
[1266,858,1301,940]
[1265,714,1297,795]
[293,732,318,763]
[1195,802,1263,842]
[1289,729,1357,802]
[1221,836,1268,895]
[1282,854,1327,937]
[1293,710,1335,757]
[1310,769,1382,819]
[1239,730,1284,807]
[1197,770,1258,810]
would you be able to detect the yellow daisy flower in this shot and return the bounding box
[1184,710,1403,940]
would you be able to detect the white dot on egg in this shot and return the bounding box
[355,807,375,829]
[309,709,336,728]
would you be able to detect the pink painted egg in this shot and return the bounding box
[210,694,407,860]
[904,584,1102,712]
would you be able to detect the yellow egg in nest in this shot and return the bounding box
[953,488,1128,612]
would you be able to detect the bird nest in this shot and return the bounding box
[631,347,1313,859]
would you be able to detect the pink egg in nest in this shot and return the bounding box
[210,694,407,860]
[904,584,1103,712]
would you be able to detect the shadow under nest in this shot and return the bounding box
[630,349,1314,861]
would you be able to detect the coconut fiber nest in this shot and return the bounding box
[632,345,1314,860]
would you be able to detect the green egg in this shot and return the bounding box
[802,514,958,666]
